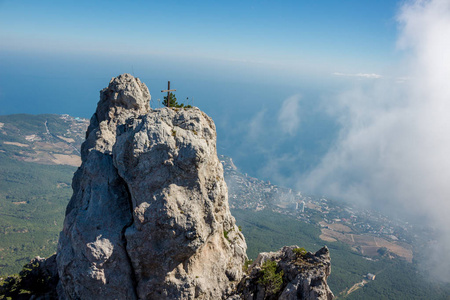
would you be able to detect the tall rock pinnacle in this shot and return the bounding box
[81,73,151,159]
[57,74,247,299]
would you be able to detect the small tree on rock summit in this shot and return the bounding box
[163,93,192,108]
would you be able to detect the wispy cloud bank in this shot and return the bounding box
[247,109,267,141]
[333,72,382,79]
[304,0,450,282]
[277,95,301,136]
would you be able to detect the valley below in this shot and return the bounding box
[0,113,449,299]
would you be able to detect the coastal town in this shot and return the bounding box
[220,155,430,263]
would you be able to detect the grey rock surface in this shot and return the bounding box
[235,246,334,300]
[57,74,247,299]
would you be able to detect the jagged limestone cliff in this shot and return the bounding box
[0,74,333,299]
[57,74,247,299]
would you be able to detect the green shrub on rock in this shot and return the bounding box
[258,260,284,296]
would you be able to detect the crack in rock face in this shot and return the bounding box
[55,74,333,300]
[57,74,247,300]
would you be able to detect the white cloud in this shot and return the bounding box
[333,72,382,79]
[304,0,450,282]
[247,109,267,141]
[277,95,301,136]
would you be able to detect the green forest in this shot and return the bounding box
[0,154,75,276]
[232,209,450,299]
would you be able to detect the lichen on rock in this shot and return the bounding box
[234,246,334,300]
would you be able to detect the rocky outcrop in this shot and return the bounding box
[234,246,334,300]
[57,74,150,299]
[56,74,247,299]
[27,73,337,299]
[0,255,59,299]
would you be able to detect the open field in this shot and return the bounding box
[3,142,29,147]
[0,114,88,168]
[320,224,413,262]
[319,233,337,242]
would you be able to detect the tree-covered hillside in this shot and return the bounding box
[0,153,75,276]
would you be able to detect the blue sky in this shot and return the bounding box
[0,0,403,128]
[1,0,400,73]
[0,0,432,193]
[0,0,407,180]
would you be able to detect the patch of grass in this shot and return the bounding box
[293,247,307,257]
[243,259,253,273]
